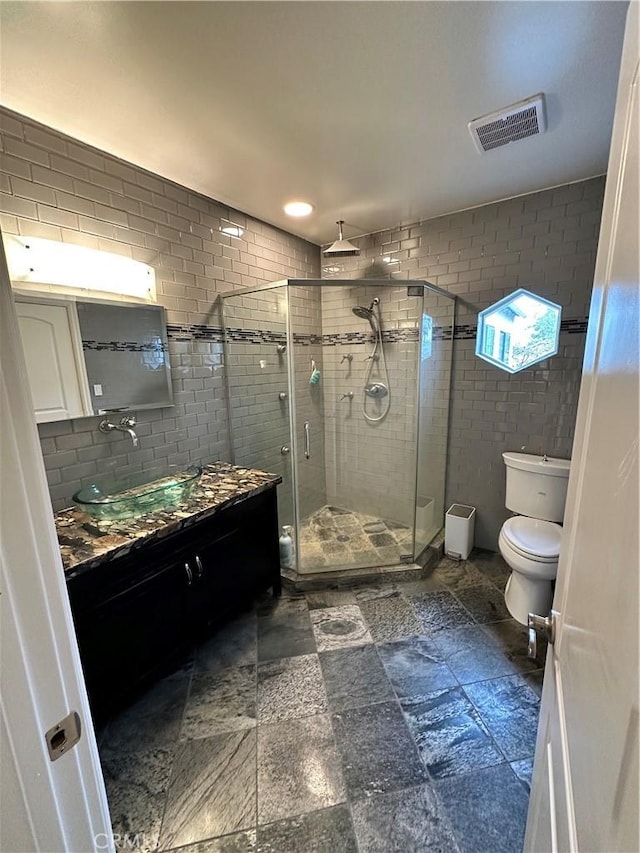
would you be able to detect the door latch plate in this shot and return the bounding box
[45,710,82,761]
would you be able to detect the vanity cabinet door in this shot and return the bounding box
[189,491,281,631]
[68,556,192,722]
[66,487,281,721]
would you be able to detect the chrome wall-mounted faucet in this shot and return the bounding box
[99,415,139,448]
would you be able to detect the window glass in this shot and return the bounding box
[476,289,561,373]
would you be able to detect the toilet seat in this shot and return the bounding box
[501,516,562,562]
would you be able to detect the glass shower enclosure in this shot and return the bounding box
[222,280,455,576]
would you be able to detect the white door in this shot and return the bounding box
[0,234,113,852]
[15,298,89,422]
[525,4,639,851]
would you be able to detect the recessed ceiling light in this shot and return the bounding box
[284,201,314,217]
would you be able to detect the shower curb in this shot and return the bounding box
[280,536,444,592]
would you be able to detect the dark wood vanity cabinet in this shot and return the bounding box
[66,488,280,722]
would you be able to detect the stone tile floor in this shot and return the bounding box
[99,550,545,853]
[298,505,413,571]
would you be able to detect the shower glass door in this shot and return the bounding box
[222,284,296,536]
[288,281,423,574]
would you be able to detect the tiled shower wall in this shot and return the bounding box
[320,283,423,527]
[323,177,605,549]
[0,107,320,510]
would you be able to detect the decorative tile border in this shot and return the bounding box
[165,318,588,346]
[82,340,168,353]
[452,317,589,341]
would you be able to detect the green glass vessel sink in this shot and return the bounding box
[72,464,203,521]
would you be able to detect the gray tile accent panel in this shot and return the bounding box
[103,746,174,853]
[331,701,428,801]
[256,804,358,853]
[359,591,424,642]
[158,729,257,850]
[401,687,504,779]
[257,714,347,825]
[257,611,316,662]
[431,625,528,685]
[463,674,541,761]
[377,636,458,699]
[310,605,373,652]
[435,763,530,853]
[319,644,395,711]
[351,784,460,853]
[257,654,327,723]
[181,666,257,739]
[102,675,189,755]
[195,613,257,674]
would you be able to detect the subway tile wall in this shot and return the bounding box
[0,107,320,510]
[322,177,605,549]
[1,105,604,549]
[320,283,423,527]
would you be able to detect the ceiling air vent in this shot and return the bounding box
[468,93,546,154]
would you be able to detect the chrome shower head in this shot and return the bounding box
[352,298,380,333]
[352,305,374,321]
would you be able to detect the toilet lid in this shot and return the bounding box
[502,516,562,560]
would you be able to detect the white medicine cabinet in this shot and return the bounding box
[15,297,91,423]
[14,294,173,424]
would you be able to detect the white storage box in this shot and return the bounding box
[445,504,476,560]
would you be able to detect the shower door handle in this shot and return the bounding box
[303,421,311,459]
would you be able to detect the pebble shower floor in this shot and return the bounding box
[298,505,414,572]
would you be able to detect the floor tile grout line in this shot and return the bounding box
[154,651,196,853]
[459,675,541,768]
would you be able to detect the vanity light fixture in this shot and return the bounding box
[4,235,155,300]
[220,221,244,238]
[283,201,314,217]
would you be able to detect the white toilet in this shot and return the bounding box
[498,451,571,625]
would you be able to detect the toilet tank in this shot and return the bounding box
[503,452,571,522]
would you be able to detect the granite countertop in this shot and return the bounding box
[57,462,282,578]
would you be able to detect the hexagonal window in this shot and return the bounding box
[476,289,561,373]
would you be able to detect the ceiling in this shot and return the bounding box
[0,1,629,245]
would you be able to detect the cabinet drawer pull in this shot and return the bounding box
[184,562,193,585]
[195,555,204,580]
